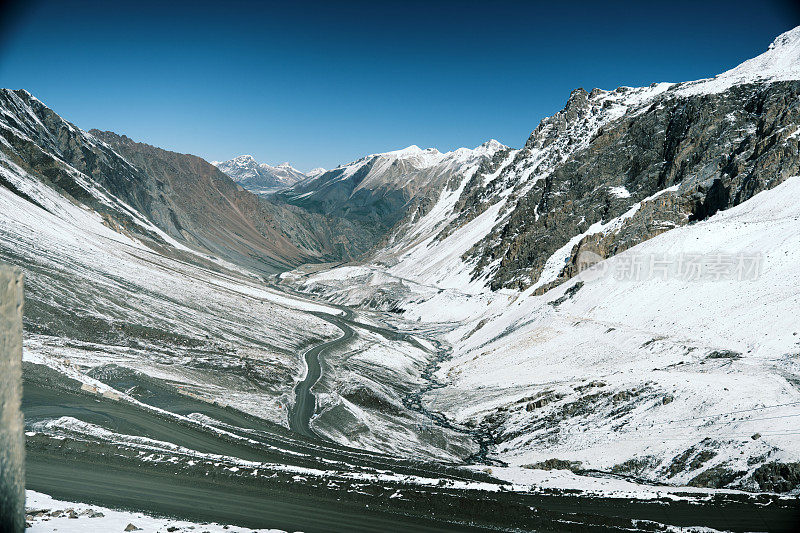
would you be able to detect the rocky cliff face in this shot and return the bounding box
[468,80,800,291]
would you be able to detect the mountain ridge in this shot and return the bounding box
[212,154,306,194]
[274,138,509,253]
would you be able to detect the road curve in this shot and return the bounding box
[288,309,354,438]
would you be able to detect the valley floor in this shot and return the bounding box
[19,282,800,532]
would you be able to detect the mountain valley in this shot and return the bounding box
[2,24,800,533]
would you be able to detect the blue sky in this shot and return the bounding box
[1,0,798,171]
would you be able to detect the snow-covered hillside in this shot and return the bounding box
[428,174,800,489]
[289,173,800,490]
[0,90,347,426]
[284,26,800,491]
[0,169,339,424]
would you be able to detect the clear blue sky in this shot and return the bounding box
[1,0,798,171]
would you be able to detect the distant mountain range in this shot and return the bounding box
[212,155,311,194]
[275,140,507,248]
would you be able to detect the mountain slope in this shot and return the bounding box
[306,27,800,297]
[284,26,800,490]
[429,174,800,491]
[0,87,379,277]
[0,100,343,428]
[90,130,327,273]
[0,88,340,275]
[276,140,507,249]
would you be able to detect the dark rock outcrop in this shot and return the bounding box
[461,81,800,291]
[752,462,800,492]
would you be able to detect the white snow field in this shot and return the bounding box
[433,174,800,485]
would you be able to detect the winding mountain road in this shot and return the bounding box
[288,309,354,438]
[19,287,800,532]
[21,328,800,532]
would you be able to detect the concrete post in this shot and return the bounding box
[0,265,24,533]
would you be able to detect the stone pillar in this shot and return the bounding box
[0,265,24,533]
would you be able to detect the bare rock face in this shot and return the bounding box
[465,81,800,291]
[752,461,800,492]
[0,264,24,533]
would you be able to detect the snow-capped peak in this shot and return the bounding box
[471,139,508,156]
[769,24,800,50]
[385,145,440,158]
[260,161,300,174]
[213,155,306,190]
[232,154,257,164]
[479,139,505,151]
[677,25,800,96]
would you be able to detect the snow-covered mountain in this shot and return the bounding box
[212,155,306,194]
[289,140,506,195]
[284,26,800,491]
[304,27,800,295]
[3,24,800,500]
[277,140,507,250]
[0,89,351,430]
